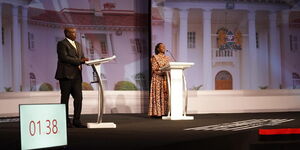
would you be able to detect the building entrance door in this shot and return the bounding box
[215,70,232,90]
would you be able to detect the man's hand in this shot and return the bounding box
[80,58,89,64]
[81,58,89,62]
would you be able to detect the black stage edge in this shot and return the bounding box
[1,112,300,150]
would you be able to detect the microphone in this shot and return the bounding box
[166,49,176,62]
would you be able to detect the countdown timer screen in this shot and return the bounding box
[19,104,67,150]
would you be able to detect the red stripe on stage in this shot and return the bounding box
[259,128,300,135]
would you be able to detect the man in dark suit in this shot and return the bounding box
[55,27,89,128]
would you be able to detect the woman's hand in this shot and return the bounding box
[153,70,166,76]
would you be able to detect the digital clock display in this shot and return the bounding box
[20,104,67,150]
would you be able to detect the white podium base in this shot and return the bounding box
[87,122,117,128]
[162,116,194,120]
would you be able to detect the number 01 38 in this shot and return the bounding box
[28,119,59,136]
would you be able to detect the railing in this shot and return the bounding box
[213,49,238,64]
[215,50,233,57]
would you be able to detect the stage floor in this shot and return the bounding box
[1,112,300,150]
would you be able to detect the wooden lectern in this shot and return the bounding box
[160,62,194,120]
[85,55,116,128]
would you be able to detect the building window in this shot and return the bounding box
[131,38,143,53]
[188,32,196,48]
[100,41,108,55]
[28,32,35,50]
[290,35,298,52]
[88,40,94,60]
[256,32,259,48]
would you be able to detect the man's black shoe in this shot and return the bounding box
[73,123,87,128]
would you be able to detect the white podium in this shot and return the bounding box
[85,55,117,128]
[160,62,194,120]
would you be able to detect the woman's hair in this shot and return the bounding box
[154,43,163,55]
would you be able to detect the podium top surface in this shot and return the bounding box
[160,62,194,70]
[85,55,116,65]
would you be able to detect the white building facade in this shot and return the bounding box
[152,0,300,90]
[0,0,149,92]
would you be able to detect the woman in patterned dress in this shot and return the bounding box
[148,43,171,117]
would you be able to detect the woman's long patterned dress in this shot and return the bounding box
[148,53,170,116]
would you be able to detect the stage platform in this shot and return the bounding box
[1,89,300,117]
[1,112,300,150]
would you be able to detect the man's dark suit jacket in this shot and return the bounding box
[55,39,85,80]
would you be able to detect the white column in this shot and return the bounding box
[268,11,281,89]
[21,6,29,91]
[12,5,22,92]
[178,9,188,62]
[163,8,173,54]
[280,10,290,89]
[0,3,4,92]
[202,9,212,90]
[248,10,258,89]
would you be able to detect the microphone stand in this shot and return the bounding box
[166,50,176,62]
